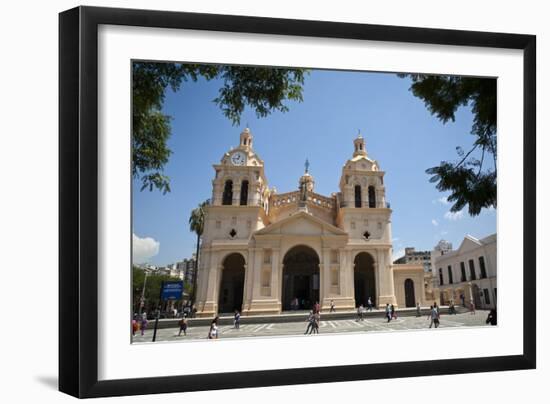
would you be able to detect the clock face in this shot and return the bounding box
[230,151,246,166]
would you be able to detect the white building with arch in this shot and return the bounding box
[432,234,497,310]
[195,128,426,316]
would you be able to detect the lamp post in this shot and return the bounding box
[140,270,149,315]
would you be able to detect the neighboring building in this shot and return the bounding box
[176,256,196,285]
[155,266,171,277]
[194,128,426,316]
[394,247,432,272]
[432,234,496,309]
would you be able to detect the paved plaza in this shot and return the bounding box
[132,310,492,343]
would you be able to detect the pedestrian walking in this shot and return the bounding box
[416,302,421,317]
[208,316,219,339]
[329,300,335,313]
[367,297,373,311]
[486,308,497,325]
[234,309,241,329]
[469,299,476,315]
[385,303,392,322]
[391,304,397,319]
[304,311,315,334]
[428,305,440,328]
[178,314,188,336]
[312,311,320,334]
[140,313,148,336]
[132,318,138,336]
[314,301,321,314]
[433,302,439,316]
[357,304,365,321]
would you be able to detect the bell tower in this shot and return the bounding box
[210,127,269,211]
[353,134,367,157]
[337,133,390,238]
[240,127,253,151]
[336,132,395,308]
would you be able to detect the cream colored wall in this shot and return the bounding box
[392,264,426,308]
[433,236,497,309]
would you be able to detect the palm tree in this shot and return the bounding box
[188,200,208,307]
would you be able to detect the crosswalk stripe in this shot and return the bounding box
[253,324,268,332]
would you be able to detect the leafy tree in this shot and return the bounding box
[133,62,307,194]
[132,266,184,314]
[400,74,497,216]
[188,200,208,305]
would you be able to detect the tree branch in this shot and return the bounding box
[454,144,478,169]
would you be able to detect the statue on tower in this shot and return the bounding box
[299,159,314,203]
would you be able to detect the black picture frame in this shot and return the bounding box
[59,5,536,399]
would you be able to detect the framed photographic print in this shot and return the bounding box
[59,5,536,398]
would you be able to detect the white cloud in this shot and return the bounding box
[433,196,451,205]
[431,219,439,226]
[444,210,464,221]
[392,248,405,262]
[440,230,449,235]
[133,233,160,264]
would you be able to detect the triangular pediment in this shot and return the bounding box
[457,235,482,254]
[254,211,347,237]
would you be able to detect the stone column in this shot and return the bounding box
[232,183,242,206]
[339,248,347,295]
[242,248,256,314]
[195,249,209,306]
[271,248,280,301]
[198,250,220,317]
[376,248,397,308]
[250,182,261,207]
[321,247,331,309]
[212,181,222,205]
[251,248,263,300]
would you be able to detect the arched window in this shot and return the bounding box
[222,180,233,205]
[368,186,376,208]
[354,185,362,208]
[240,180,249,205]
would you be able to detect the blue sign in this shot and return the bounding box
[161,281,184,300]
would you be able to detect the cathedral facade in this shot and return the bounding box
[194,128,426,317]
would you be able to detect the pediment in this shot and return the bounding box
[347,156,377,171]
[254,211,347,237]
[457,236,482,254]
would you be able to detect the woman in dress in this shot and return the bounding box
[208,316,219,339]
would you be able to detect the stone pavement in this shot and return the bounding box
[132,310,492,343]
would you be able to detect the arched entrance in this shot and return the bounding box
[404,278,415,307]
[218,253,245,314]
[282,245,320,311]
[354,252,376,307]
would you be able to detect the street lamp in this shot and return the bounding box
[140,270,149,315]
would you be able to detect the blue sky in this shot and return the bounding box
[132,68,496,266]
